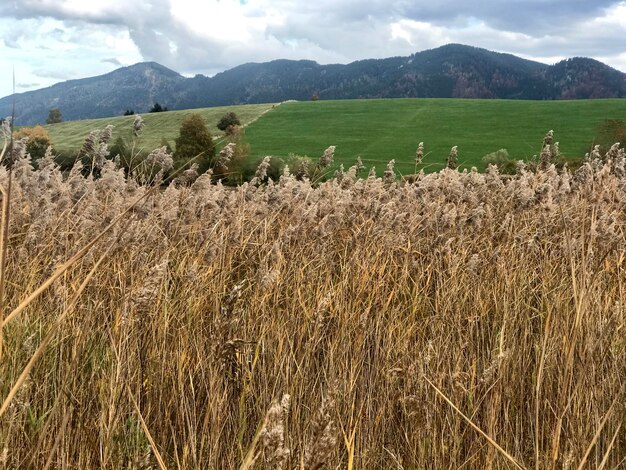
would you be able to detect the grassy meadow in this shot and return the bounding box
[45,103,275,158]
[1,119,626,468]
[43,98,626,174]
[244,98,626,173]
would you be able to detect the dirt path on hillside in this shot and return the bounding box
[213,100,289,144]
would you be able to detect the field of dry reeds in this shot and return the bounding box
[1,122,625,469]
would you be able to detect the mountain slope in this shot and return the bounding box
[2,44,625,125]
[2,62,185,125]
[176,44,551,105]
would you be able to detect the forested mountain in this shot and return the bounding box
[2,44,625,125]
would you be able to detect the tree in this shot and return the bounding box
[174,113,215,174]
[216,111,241,132]
[124,109,135,116]
[109,136,129,160]
[596,119,626,153]
[46,108,62,124]
[159,137,173,154]
[13,125,53,160]
[216,124,251,185]
[149,103,168,113]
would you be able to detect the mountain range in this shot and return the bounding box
[2,44,626,126]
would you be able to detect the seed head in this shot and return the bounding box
[318,146,335,169]
[133,115,145,136]
[415,141,424,164]
[383,159,396,185]
[446,146,458,170]
[261,394,291,469]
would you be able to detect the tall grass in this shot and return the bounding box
[0,131,625,468]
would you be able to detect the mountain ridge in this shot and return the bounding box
[2,44,625,125]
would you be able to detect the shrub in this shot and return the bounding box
[174,113,216,173]
[216,125,251,185]
[288,154,315,180]
[595,119,626,153]
[109,136,129,161]
[216,112,241,132]
[482,148,517,174]
[13,125,54,161]
[45,108,62,124]
[149,103,168,113]
[159,137,173,155]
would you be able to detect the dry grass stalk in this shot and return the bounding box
[1,130,626,468]
[426,377,526,469]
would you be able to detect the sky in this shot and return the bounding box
[1,0,625,98]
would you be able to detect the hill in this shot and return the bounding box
[2,44,626,125]
[243,99,626,172]
[2,62,186,126]
[44,98,626,173]
[46,103,275,160]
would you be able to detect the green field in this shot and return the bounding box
[45,103,275,158]
[44,98,626,173]
[244,98,626,173]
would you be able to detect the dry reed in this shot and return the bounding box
[0,129,625,468]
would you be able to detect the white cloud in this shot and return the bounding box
[0,16,142,96]
[0,0,624,98]
[170,0,285,43]
[390,20,451,49]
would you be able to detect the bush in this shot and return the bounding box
[45,108,62,124]
[482,149,517,174]
[13,125,54,160]
[159,137,173,155]
[216,125,251,185]
[238,155,285,183]
[595,119,626,153]
[216,112,241,132]
[174,113,215,174]
[288,154,315,180]
[109,136,129,161]
[149,103,168,113]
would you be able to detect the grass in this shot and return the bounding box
[1,129,626,467]
[243,98,626,173]
[42,98,626,175]
[44,103,276,159]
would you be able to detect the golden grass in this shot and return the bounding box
[0,132,625,468]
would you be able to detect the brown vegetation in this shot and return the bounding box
[1,125,626,468]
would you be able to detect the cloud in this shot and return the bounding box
[0,0,624,97]
[0,0,156,26]
[16,82,42,89]
[32,68,76,80]
[102,58,122,66]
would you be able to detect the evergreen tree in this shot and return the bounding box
[149,103,168,113]
[46,108,62,124]
[216,111,241,132]
[174,113,215,173]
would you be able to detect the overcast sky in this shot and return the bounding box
[1,0,625,98]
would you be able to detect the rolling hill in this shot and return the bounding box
[44,99,626,173]
[2,44,626,125]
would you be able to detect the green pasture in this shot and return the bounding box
[45,103,275,159]
[244,98,626,174]
[43,98,626,174]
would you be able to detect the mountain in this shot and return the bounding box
[2,62,186,125]
[2,44,626,125]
